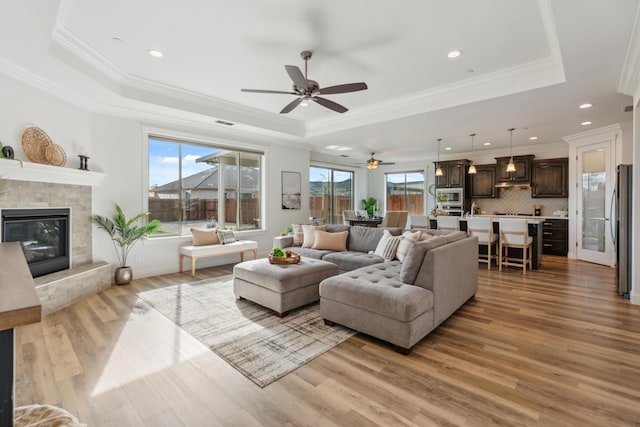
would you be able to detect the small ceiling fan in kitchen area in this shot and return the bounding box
[241,50,368,114]
[367,153,395,169]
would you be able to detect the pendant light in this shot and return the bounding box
[435,138,443,176]
[468,133,477,174]
[506,128,516,173]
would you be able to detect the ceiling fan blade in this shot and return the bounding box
[380,162,396,165]
[285,65,308,89]
[318,82,368,95]
[280,97,303,114]
[312,96,348,113]
[241,89,297,95]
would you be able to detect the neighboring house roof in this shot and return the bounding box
[152,165,259,192]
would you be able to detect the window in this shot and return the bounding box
[309,166,353,224]
[148,136,263,236]
[386,171,425,214]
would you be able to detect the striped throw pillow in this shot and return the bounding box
[216,229,237,244]
[396,230,421,262]
[292,223,304,246]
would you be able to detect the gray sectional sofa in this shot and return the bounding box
[273,225,478,354]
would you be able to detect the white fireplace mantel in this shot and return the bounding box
[0,160,104,186]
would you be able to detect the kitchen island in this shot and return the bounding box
[429,215,545,269]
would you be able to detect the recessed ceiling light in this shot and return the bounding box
[447,50,462,59]
[483,142,491,146]
[326,145,339,150]
[445,147,452,151]
[529,136,538,140]
[581,121,592,126]
[148,49,164,58]
[579,103,593,109]
[336,146,352,151]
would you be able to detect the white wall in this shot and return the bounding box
[0,73,92,168]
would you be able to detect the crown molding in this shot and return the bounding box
[0,56,96,110]
[618,3,640,97]
[562,123,623,144]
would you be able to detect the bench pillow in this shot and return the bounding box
[191,227,220,246]
[216,229,237,244]
[312,230,348,251]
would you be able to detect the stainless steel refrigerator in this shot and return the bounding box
[614,164,632,298]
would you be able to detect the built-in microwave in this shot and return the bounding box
[436,188,463,206]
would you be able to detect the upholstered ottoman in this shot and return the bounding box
[233,257,339,317]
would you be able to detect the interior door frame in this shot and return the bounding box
[565,124,622,267]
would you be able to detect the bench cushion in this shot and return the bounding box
[179,240,257,257]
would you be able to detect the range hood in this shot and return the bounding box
[495,182,531,190]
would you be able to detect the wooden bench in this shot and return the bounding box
[179,240,258,277]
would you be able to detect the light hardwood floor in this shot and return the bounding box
[14,256,640,426]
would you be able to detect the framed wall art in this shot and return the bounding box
[281,171,301,210]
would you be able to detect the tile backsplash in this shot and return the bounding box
[473,188,568,216]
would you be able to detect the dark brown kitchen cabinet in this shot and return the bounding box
[541,219,568,256]
[470,164,497,198]
[435,160,469,188]
[495,155,534,184]
[531,158,568,198]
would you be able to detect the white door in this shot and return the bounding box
[576,142,614,265]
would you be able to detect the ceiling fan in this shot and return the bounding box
[367,153,395,169]
[241,50,368,114]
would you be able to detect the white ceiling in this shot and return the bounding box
[0,0,637,166]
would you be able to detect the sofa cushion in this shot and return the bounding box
[348,226,385,252]
[320,262,433,322]
[396,230,421,262]
[327,224,350,233]
[302,224,327,248]
[322,251,384,272]
[313,230,348,251]
[190,227,219,245]
[285,247,333,259]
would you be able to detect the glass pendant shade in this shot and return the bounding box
[435,138,443,176]
[507,128,516,173]
[468,133,477,174]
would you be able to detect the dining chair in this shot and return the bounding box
[380,211,408,228]
[466,216,498,270]
[498,218,533,275]
[342,210,357,225]
[408,214,429,229]
[436,215,460,231]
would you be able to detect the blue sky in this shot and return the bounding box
[148,139,215,187]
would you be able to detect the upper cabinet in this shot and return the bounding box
[435,160,470,188]
[495,155,534,184]
[470,164,497,198]
[531,158,569,198]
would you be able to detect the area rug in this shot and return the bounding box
[136,275,356,387]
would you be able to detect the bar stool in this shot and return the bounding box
[466,216,498,270]
[436,215,460,231]
[498,218,533,275]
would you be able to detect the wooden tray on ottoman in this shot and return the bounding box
[268,253,301,265]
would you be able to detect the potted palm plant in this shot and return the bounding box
[92,204,161,285]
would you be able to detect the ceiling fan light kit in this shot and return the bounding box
[366,152,394,169]
[241,50,368,114]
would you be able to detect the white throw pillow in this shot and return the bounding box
[396,230,422,262]
[374,230,401,261]
[302,224,327,248]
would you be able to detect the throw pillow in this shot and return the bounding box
[418,231,436,241]
[302,224,327,248]
[292,223,304,246]
[374,230,401,261]
[216,229,237,245]
[312,230,348,251]
[396,230,422,262]
[190,227,219,246]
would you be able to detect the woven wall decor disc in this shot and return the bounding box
[45,143,67,167]
[22,127,52,164]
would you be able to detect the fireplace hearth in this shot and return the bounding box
[1,208,70,278]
